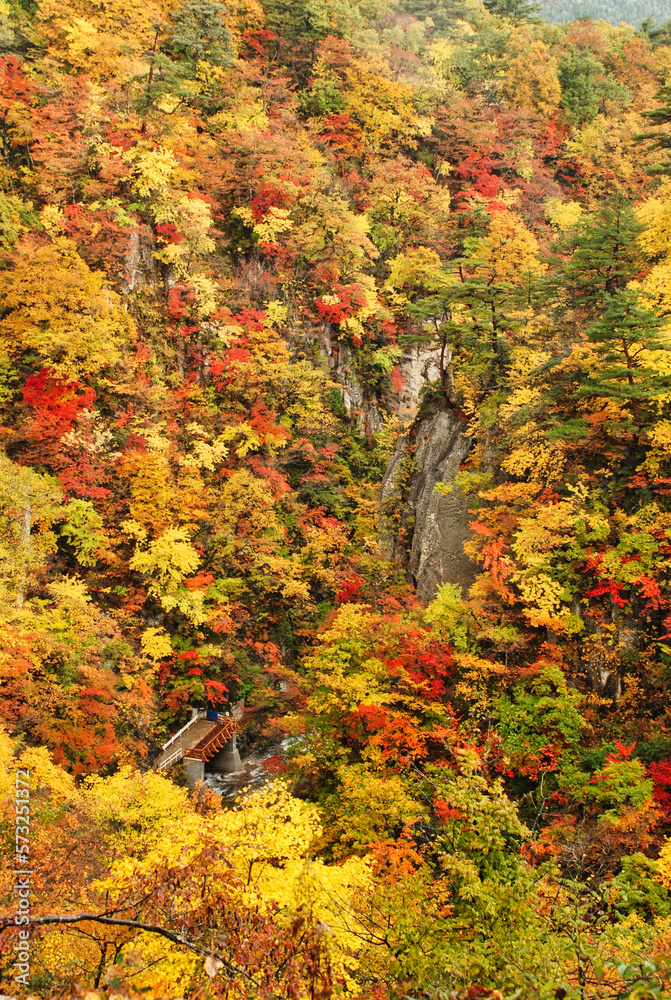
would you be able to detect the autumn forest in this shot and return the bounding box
[3,0,671,995]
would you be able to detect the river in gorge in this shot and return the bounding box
[205,735,298,806]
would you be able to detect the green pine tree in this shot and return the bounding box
[483,0,540,23]
[399,0,468,35]
[637,84,671,174]
[558,48,630,125]
[577,289,671,439]
[547,290,671,459]
[169,0,232,68]
[562,197,645,315]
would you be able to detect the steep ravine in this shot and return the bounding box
[323,332,477,603]
[381,404,475,603]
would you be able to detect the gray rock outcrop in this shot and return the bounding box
[328,341,383,434]
[381,406,475,603]
[390,342,442,424]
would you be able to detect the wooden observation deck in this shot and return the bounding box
[155,710,237,771]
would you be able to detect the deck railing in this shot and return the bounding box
[187,719,236,761]
[157,746,185,771]
[155,709,238,771]
[160,708,208,753]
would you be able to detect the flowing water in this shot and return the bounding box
[205,736,298,806]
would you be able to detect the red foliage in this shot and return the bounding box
[387,640,454,701]
[433,799,465,824]
[241,27,277,58]
[21,369,115,499]
[315,283,369,325]
[155,222,184,245]
[22,368,96,443]
[390,365,405,392]
[251,183,290,221]
[249,400,291,445]
[61,203,133,279]
[318,113,363,157]
[0,56,34,110]
[264,754,288,774]
[606,741,635,762]
[455,149,506,202]
[648,757,671,821]
[637,574,665,611]
[167,283,196,319]
[345,704,452,767]
[336,573,365,604]
[185,571,216,591]
[586,580,627,608]
[20,369,104,491]
[205,679,229,703]
[177,651,200,665]
[29,75,92,202]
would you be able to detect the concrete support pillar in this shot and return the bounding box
[183,757,204,789]
[210,734,241,773]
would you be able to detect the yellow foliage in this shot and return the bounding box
[0,193,31,248]
[187,272,219,316]
[153,194,216,266]
[514,572,566,624]
[121,450,207,535]
[472,211,545,285]
[141,627,173,661]
[130,527,201,593]
[337,273,380,339]
[177,422,230,470]
[36,0,163,82]
[0,454,63,602]
[505,487,609,630]
[545,197,583,232]
[287,190,379,288]
[253,205,294,242]
[37,0,171,43]
[48,575,92,606]
[385,245,447,299]
[344,65,434,149]
[637,182,671,314]
[326,763,423,858]
[307,604,392,713]
[427,20,476,84]
[0,731,79,811]
[40,203,65,235]
[658,839,671,888]
[123,452,177,533]
[83,765,189,851]
[501,421,567,486]
[0,237,133,377]
[93,781,372,993]
[160,586,207,625]
[264,299,289,329]
[565,111,652,201]
[502,38,561,115]
[125,146,177,198]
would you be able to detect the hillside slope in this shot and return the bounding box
[540,0,671,25]
[2,0,671,995]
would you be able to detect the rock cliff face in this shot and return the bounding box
[123,225,158,293]
[381,405,475,603]
[391,342,442,425]
[322,330,475,603]
[325,339,443,434]
[332,342,383,433]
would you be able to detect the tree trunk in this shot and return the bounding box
[16,488,31,608]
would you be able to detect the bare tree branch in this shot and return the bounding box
[0,913,258,985]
